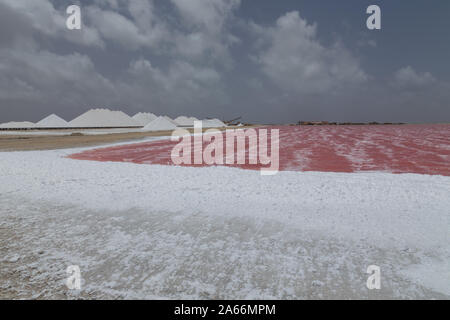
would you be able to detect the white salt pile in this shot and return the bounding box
[132,112,157,126]
[201,119,227,128]
[163,116,178,125]
[142,116,178,132]
[0,121,35,129]
[69,108,140,128]
[174,116,196,127]
[36,114,68,128]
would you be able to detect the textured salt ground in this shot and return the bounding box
[69,124,450,176]
[1,143,449,299]
[1,196,447,300]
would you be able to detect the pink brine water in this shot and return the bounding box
[69,124,450,176]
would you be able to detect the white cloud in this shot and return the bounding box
[128,58,220,96]
[0,0,231,119]
[173,32,209,58]
[2,1,447,123]
[128,0,156,30]
[253,11,367,95]
[121,56,227,116]
[171,0,240,34]
[170,0,241,65]
[392,66,436,88]
[93,0,120,10]
[2,0,239,65]
[85,1,168,51]
[1,0,103,48]
[1,0,171,51]
[86,8,146,50]
[0,46,115,107]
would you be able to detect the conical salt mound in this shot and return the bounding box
[36,114,68,128]
[174,116,195,126]
[142,116,178,132]
[163,116,178,125]
[132,112,157,126]
[69,108,139,128]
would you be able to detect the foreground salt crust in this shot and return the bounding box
[0,144,449,299]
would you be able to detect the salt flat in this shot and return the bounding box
[0,140,449,299]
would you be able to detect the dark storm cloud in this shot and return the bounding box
[0,0,449,123]
[0,2,32,48]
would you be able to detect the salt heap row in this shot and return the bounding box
[0,114,68,129]
[0,108,228,130]
[141,116,227,132]
[0,121,36,129]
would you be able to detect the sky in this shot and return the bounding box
[0,0,449,123]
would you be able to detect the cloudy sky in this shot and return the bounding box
[0,0,449,123]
